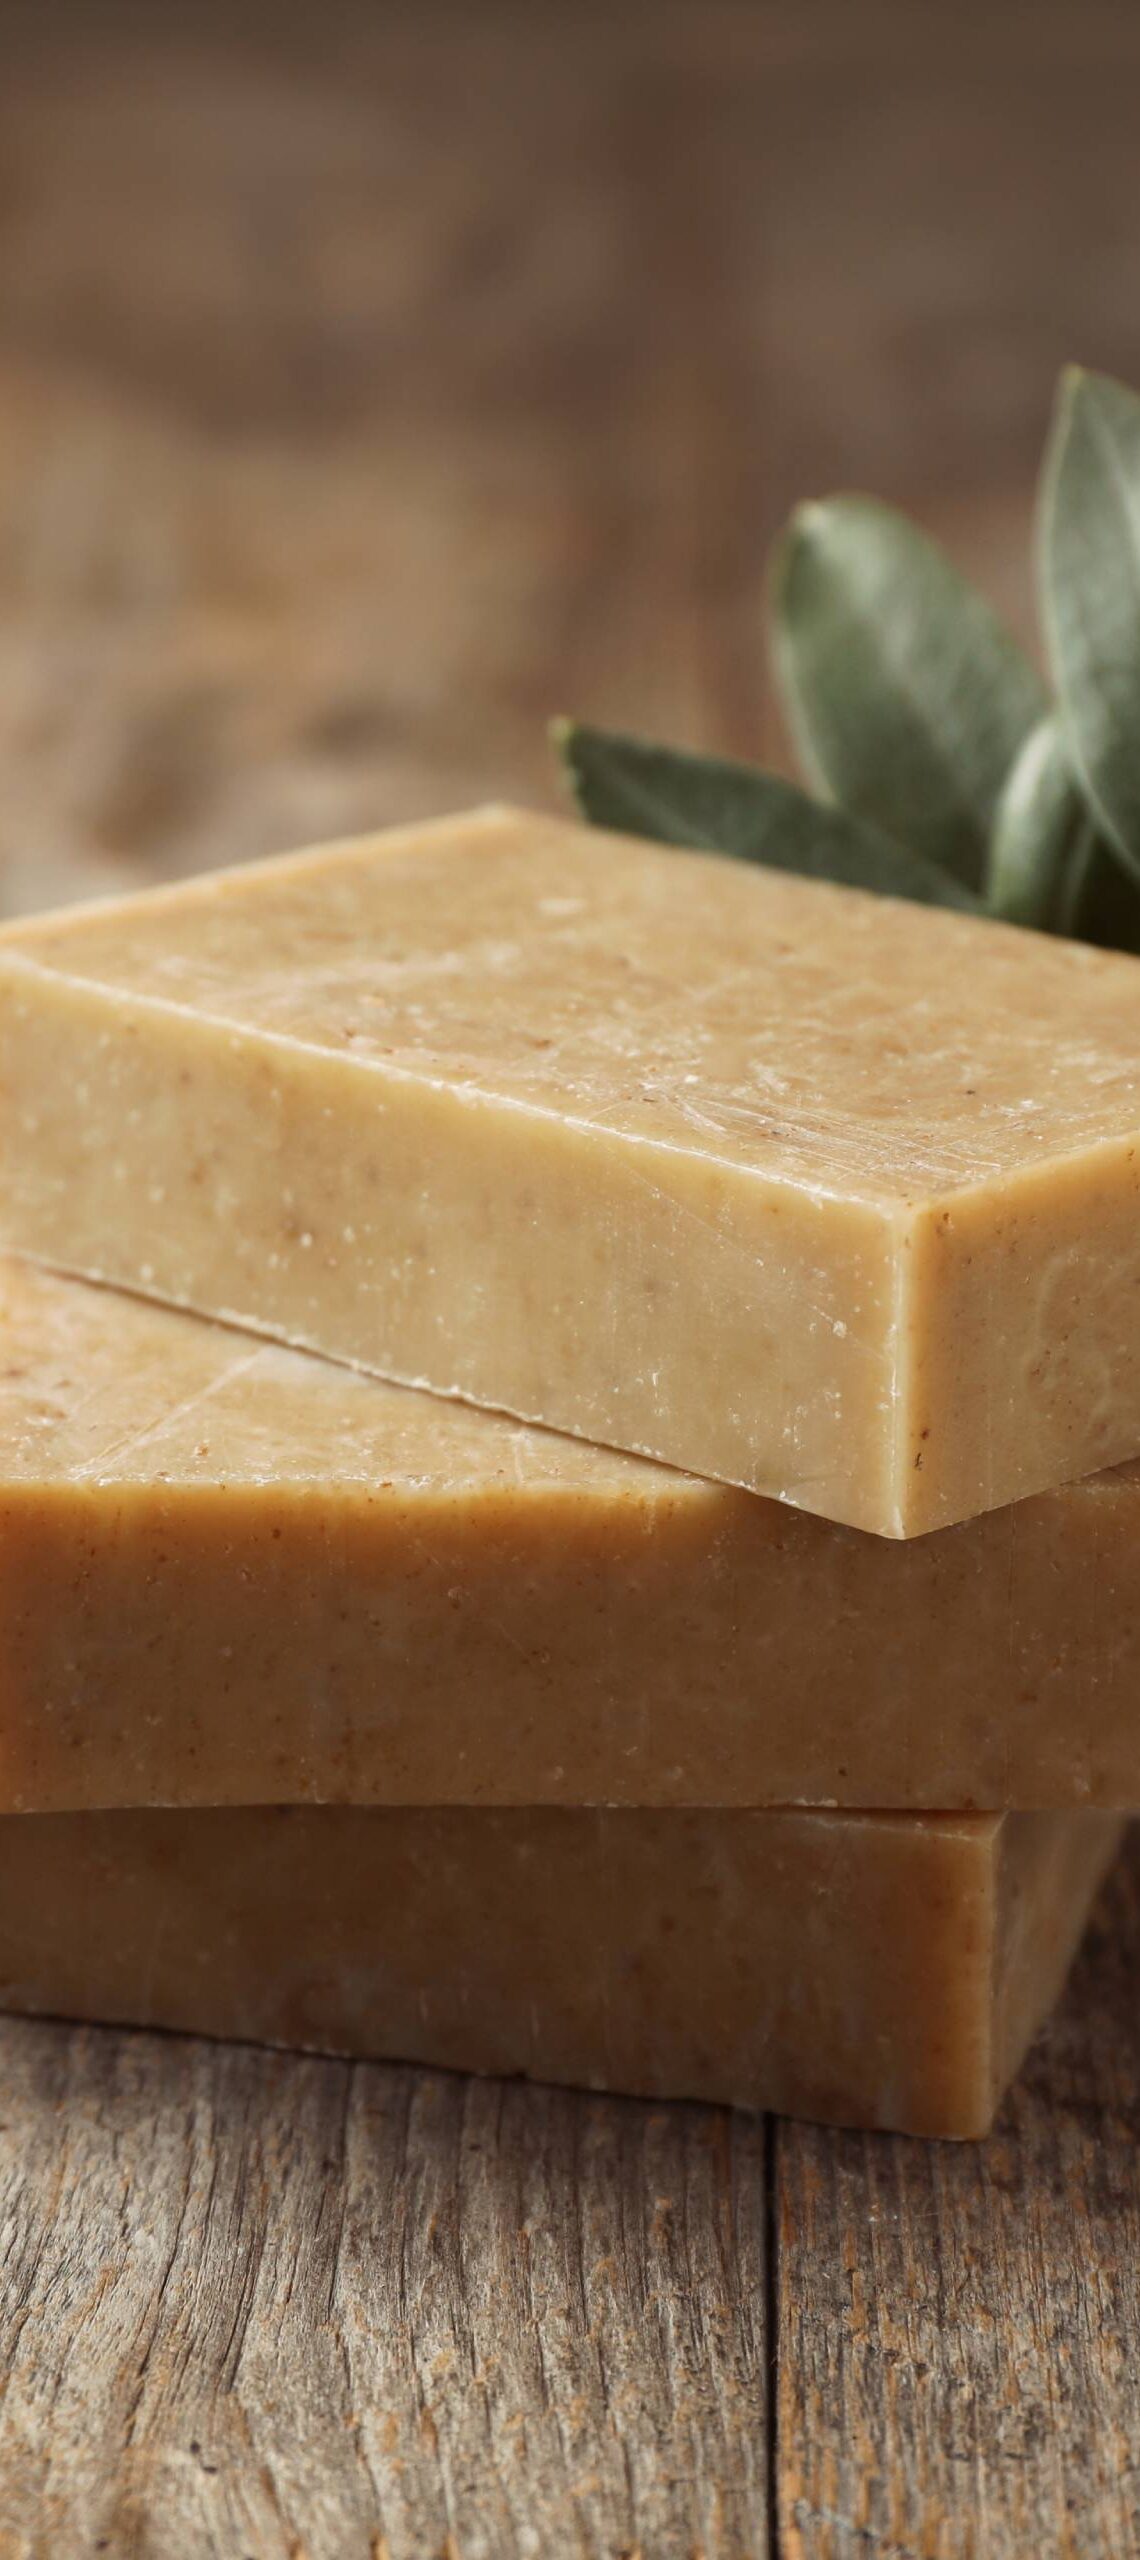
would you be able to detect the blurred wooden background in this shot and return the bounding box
[5,0,1140,917]
[3,2,1140,2553]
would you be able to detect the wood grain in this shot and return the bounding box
[3,2,1140,2553]
[0,1838,1138,2555]
[776,1833,1140,2560]
[0,2031,768,2560]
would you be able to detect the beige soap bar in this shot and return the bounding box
[3,812,1140,1534]
[8,1256,1140,1813]
[0,1804,1120,2136]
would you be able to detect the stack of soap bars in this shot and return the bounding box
[1,803,1138,2138]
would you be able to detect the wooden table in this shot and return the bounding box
[2,5,1140,2548]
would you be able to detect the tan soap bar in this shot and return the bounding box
[0,1803,1120,2137]
[8,1256,1140,1813]
[3,812,1140,1534]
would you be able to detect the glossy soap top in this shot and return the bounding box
[8,804,1140,1203]
[3,805,1140,1533]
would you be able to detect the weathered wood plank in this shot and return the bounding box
[3,6,1140,2555]
[774,1829,1140,2560]
[0,2030,768,2559]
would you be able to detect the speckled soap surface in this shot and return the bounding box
[0,1802,1120,2137]
[10,1256,1140,1814]
[2,805,1140,1533]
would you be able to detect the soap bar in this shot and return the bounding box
[0,1804,1119,2136]
[8,1255,1140,1813]
[4,813,1140,1533]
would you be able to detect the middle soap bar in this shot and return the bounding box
[4,806,1140,1535]
[8,1255,1140,1814]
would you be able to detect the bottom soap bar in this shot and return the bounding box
[0,1805,1120,2136]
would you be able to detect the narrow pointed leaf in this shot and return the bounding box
[988,716,1140,950]
[552,720,982,911]
[1040,365,1140,887]
[772,495,1044,890]
[988,718,1095,929]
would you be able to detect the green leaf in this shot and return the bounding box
[771,496,1044,891]
[988,716,1140,950]
[988,718,1095,930]
[552,720,982,912]
[1040,365,1140,888]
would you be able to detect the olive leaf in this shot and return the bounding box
[1040,365,1140,888]
[552,364,1140,961]
[988,715,1140,948]
[552,720,982,911]
[988,718,1095,930]
[772,496,1044,891]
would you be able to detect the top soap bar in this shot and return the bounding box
[2,803,1140,1535]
